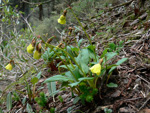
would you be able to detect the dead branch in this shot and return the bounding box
[130,13,147,26]
[108,0,134,11]
[91,0,134,19]
[22,0,52,5]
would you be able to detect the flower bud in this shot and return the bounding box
[58,15,66,24]
[33,50,41,60]
[99,58,103,64]
[63,10,67,16]
[27,38,36,54]
[5,60,14,71]
[34,43,42,60]
[46,38,53,44]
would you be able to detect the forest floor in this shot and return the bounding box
[48,2,150,112]
[40,2,150,112]
[1,1,150,113]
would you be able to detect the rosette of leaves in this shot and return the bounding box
[44,44,128,103]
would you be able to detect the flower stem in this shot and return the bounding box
[70,9,97,61]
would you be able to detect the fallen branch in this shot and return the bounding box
[130,13,147,26]
[91,0,134,19]
[108,0,134,11]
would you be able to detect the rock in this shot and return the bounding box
[111,90,121,98]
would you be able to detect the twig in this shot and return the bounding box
[136,75,150,85]
[131,48,150,59]
[139,96,150,111]
[130,13,147,26]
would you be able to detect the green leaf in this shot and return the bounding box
[108,58,128,74]
[47,82,56,96]
[66,46,75,57]
[22,97,26,105]
[80,63,89,74]
[44,75,73,83]
[107,83,118,88]
[65,71,77,81]
[73,97,80,104]
[78,77,94,81]
[75,49,90,74]
[59,64,75,71]
[67,105,76,113]
[101,49,108,58]
[26,84,32,101]
[42,48,55,61]
[69,77,94,87]
[106,64,118,70]
[21,55,28,62]
[59,65,68,69]
[80,49,89,64]
[31,77,39,85]
[109,43,116,51]
[26,103,34,113]
[0,107,3,113]
[88,49,98,60]
[116,58,128,65]
[87,45,95,52]
[36,71,42,79]
[69,82,80,87]
[71,47,79,53]
[106,52,117,61]
[118,41,124,47]
[72,67,82,79]
[6,92,12,111]
[78,38,83,47]
[104,108,112,113]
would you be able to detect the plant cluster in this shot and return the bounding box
[1,1,128,112]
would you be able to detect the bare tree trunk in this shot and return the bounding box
[51,0,55,11]
[39,4,43,21]
[47,3,51,17]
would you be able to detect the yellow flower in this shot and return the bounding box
[90,63,101,76]
[58,15,66,24]
[27,44,34,54]
[5,63,13,71]
[33,50,41,60]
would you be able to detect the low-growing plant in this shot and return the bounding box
[44,42,127,103]
[34,92,48,108]
[41,7,128,104]
[108,41,124,53]
[1,1,128,112]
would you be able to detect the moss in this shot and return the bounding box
[143,58,150,64]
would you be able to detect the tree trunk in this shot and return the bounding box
[39,4,43,21]
[51,0,55,11]
[47,3,51,17]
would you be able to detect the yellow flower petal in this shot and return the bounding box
[60,15,65,20]
[90,63,101,76]
[5,63,13,71]
[33,50,41,60]
[58,15,66,24]
[27,44,34,54]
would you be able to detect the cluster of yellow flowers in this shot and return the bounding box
[27,38,41,60]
